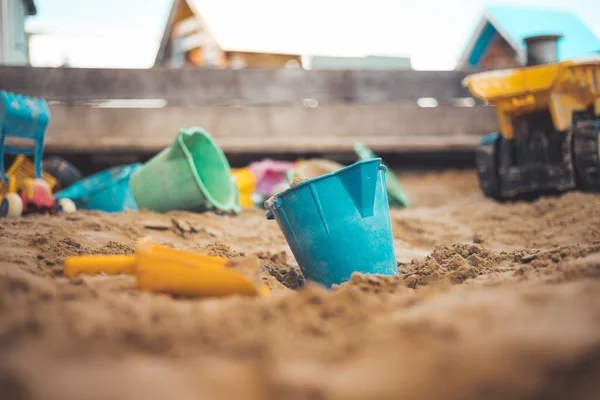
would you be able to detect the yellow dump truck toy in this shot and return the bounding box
[0,156,76,217]
[462,34,600,200]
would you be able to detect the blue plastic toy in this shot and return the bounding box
[265,158,398,287]
[55,163,142,213]
[0,91,50,183]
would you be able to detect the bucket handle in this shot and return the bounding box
[264,196,278,220]
[266,209,274,220]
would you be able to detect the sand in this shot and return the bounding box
[1,170,600,400]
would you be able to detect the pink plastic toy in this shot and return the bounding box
[248,159,295,198]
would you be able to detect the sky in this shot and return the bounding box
[25,0,600,70]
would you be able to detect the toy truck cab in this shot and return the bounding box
[462,34,600,200]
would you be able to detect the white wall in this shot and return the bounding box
[0,0,29,65]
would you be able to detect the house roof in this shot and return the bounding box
[23,0,37,16]
[155,0,182,64]
[457,5,600,68]
[155,0,404,64]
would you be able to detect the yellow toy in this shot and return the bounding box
[462,34,600,200]
[231,167,256,208]
[63,238,270,298]
[0,155,75,217]
[0,178,52,217]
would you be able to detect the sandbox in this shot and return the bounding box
[1,170,599,399]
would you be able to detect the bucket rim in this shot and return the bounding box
[176,127,240,213]
[264,158,383,210]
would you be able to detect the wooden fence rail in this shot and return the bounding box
[0,66,478,105]
[0,66,498,154]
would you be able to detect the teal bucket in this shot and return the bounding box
[130,127,240,214]
[265,159,398,287]
[55,163,141,213]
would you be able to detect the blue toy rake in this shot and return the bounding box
[0,91,50,184]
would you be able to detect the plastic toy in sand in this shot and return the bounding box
[0,91,49,183]
[55,163,141,213]
[0,155,75,217]
[0,92,76,217]
[354,143,411,208]
[265,158,398,287]
[248,158,296,208]
[130,128,240,215]
[290,158,346,181]
[231,167,256,209]
[63,237,270,298]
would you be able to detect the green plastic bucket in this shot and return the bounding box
[354,143,411,208]
[130,127,240,214]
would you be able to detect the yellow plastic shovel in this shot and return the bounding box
[62,238,269,298]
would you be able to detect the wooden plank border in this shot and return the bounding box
[43,104,497,153]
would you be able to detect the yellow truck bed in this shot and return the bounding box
[462,55,600,138]
[0,155,57,195]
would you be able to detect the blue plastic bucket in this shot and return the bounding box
[265,158,398,287]
[55,163,142,213]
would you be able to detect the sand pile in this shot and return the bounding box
[1,170,600,399]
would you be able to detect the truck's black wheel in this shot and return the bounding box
[573,119,600,192]
[475,133,502,200]
[42,156,83,192]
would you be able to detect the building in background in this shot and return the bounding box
[0,0,36,65]
[155,0,302,68]
[456,5,600,70]
[155,0,411,69]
